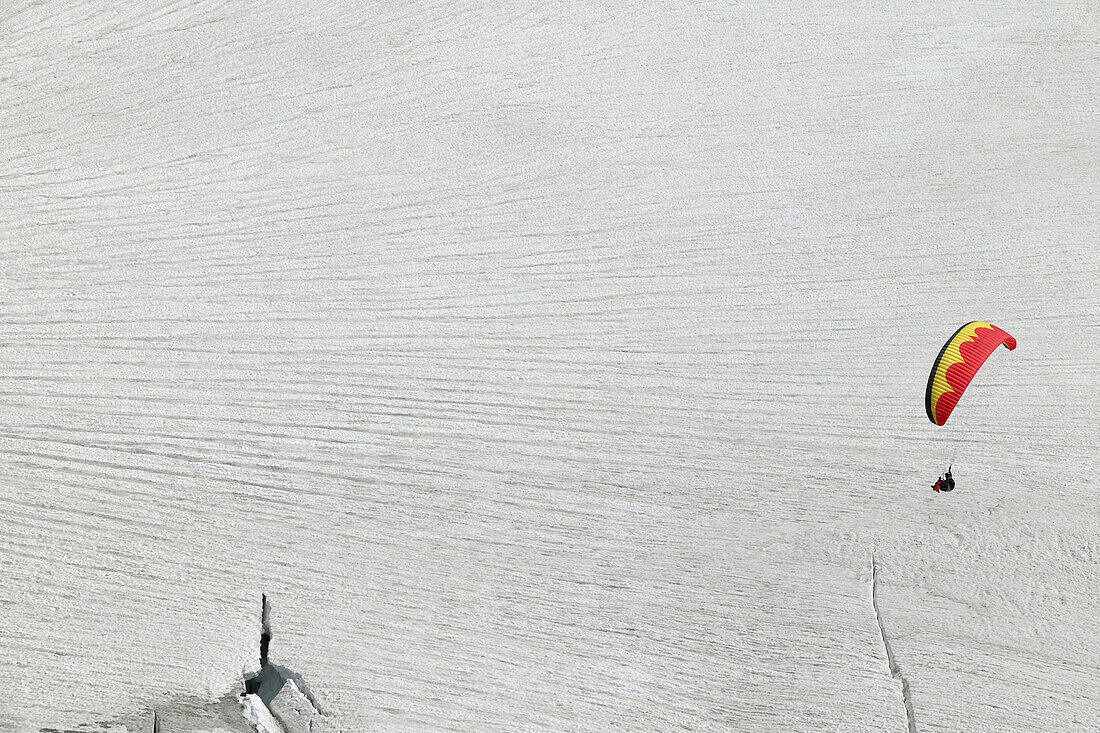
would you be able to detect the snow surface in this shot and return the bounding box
[2,1,1098,731]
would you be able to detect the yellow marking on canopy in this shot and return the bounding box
[929,321,990,421]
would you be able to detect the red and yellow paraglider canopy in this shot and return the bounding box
[926,321,1016,426]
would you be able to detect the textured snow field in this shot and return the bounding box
[2,2,1098,731]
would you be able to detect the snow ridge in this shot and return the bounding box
[871,553,917,733]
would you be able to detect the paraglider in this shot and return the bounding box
[926,321,1016,426]
[925,322,1016,492]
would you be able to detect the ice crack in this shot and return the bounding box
[242,594,327,733]
[871,553,917,733]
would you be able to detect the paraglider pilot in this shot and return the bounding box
[932,466,955,492]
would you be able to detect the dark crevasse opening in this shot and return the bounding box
[243,594,276,700]
[241,594,326,724]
